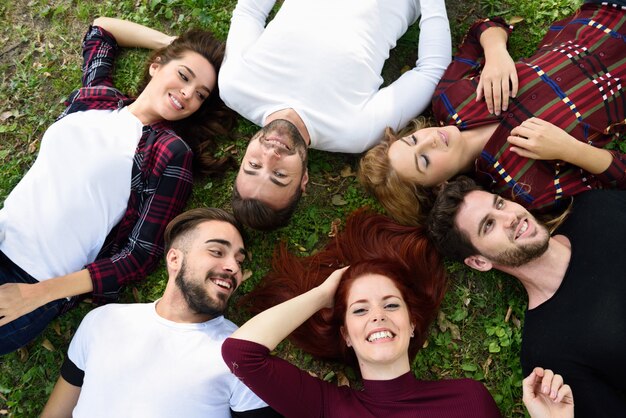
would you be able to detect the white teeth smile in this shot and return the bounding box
[516,220,528,239]
[367,331,393,342]
[170,94,183,110]
[213,278,232,290]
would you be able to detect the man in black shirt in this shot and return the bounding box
[427,177,626,417]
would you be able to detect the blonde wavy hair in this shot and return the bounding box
[358,117,439,226]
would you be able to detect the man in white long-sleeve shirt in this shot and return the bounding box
[220,0,451,230]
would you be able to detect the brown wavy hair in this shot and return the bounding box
[138,29,237,177]
[358,118,438,226]
[240,209,448,367]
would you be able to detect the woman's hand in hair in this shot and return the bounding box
[318,266,349,309]
[522,367,574,418]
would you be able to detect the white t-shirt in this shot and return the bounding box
[0,107,142,280]
[68,302,268,417]
[219,0,451,153]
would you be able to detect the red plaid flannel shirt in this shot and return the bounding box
[61,26,193,304]
[433,4,626,212]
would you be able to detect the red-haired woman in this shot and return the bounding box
[221,211,498,416]
[222,211,573,417]
[0,17,235,354]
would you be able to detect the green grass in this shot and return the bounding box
[0,0,579,416]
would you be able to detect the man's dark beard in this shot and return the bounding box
[262,119,308,166]
[490,226,550,267]
[175,260,231,318]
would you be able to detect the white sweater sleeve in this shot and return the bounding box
[223,0,276,58]
[354,0,451,153]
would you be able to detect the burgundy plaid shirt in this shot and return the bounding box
[61,26,193,304]
[433,4,626,211]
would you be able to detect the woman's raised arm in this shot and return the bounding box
[230,267,347,350]
[92,17,175,50]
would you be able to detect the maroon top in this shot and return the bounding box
[222,338,502,418]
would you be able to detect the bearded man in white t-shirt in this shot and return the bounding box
[41,208,281,418]
[220,0,452,231]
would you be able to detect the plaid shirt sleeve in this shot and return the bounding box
[81,25,118,88]
[85,130,194,302]
[594,150,626,189]
[59,26,125,120]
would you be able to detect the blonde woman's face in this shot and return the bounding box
[387,126,465,187]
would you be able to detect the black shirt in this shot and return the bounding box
[521,190,626,417]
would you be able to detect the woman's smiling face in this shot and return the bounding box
[341,274,414,376]
[143,50,217,122]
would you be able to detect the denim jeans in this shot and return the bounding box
[0,251,68,355]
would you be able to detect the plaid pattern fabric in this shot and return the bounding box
[61,26,193,304]
[433,4,626,211]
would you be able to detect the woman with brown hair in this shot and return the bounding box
[360,2,626,226]
[0,17,235,354]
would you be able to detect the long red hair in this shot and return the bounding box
[240,209,447,365]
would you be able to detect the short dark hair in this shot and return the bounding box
[231,183,302,231]
[426,176,483,262]
[164,208,244,253]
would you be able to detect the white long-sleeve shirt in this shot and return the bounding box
[219,0,451,153]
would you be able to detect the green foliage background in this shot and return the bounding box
[0,0,581,416]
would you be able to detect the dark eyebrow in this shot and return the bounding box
[205,238,248,258]
[242,168,291,187]
[180,65,212,94]
[398,139,424,174]
[477,194,499,237]
[413,153,424,174]
[348,295,401,308]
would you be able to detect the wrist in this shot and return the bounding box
[25,281,52,306]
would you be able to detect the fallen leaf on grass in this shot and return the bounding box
[482,356,493,378]
[508,16,524,25]
[337,371,350,387]
[41,338,55,352]
[328,218,341,237]
[242,269,252,282]
[132,287,140,303]
[331,194,347,206]
[437,311,461,340]
[17,347,28,362]
[53,321,61,336]
[28,140,38,154]
[340,165,355,178]
[0,110,18,122]
[504,305,512,323]
[511,316,521,329]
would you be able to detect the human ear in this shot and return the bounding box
[166,248,182,271]
[340,326,352,347]
[148,57,162,77]
[464,255,493,272]
[300,169,309,191]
